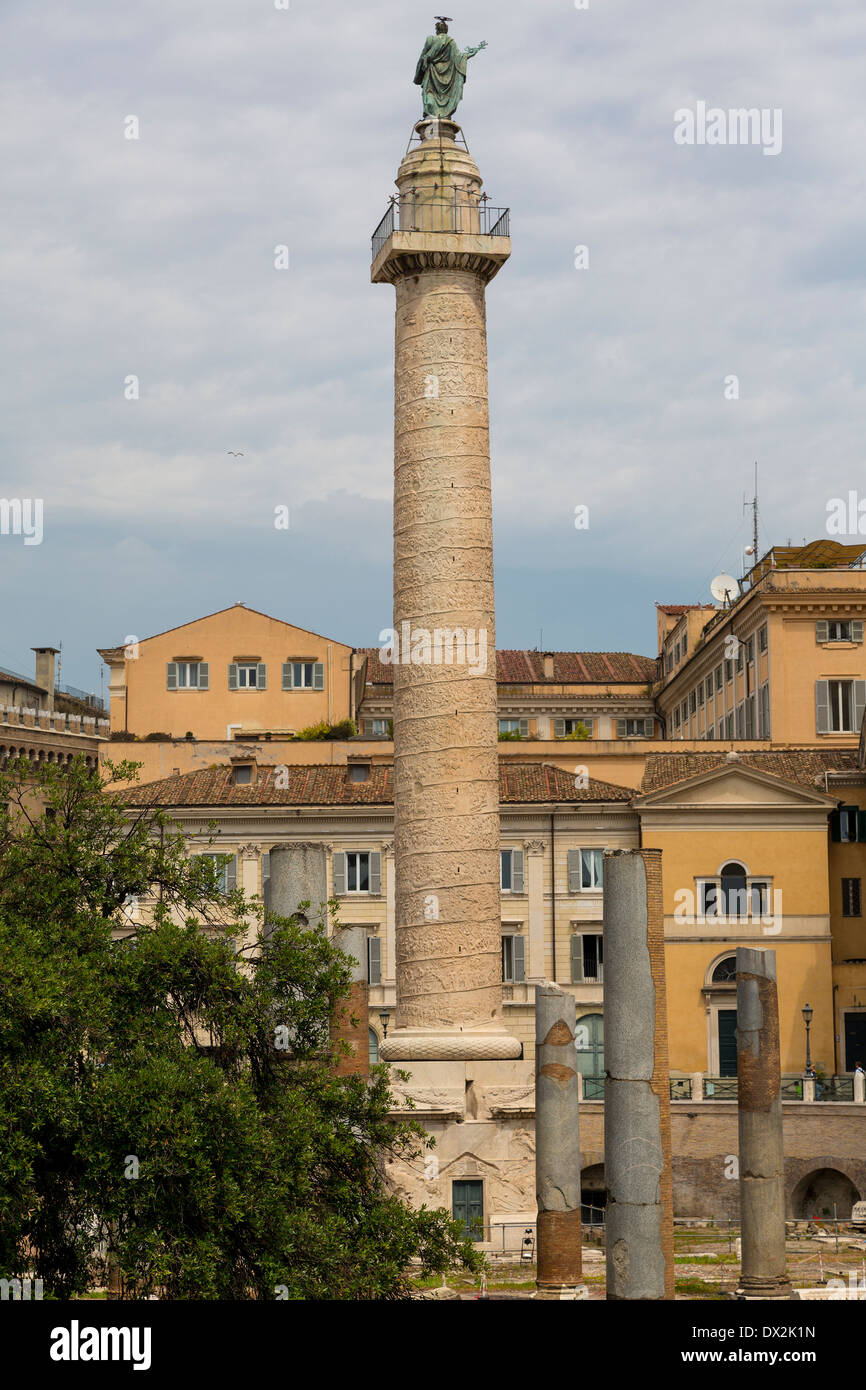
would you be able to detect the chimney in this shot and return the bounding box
[32,647,59,711]
[542,652,555,680]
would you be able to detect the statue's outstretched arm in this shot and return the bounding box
[463,40,488,59]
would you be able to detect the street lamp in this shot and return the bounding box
[802,1003,813,1073]
[379,1008,391,1039]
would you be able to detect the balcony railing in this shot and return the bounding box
[371,196,510,261]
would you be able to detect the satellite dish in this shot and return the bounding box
[710,573,738,604]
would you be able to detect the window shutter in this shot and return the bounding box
[831,811,842,842]
[332,852,347,895]
[257,663,267,690]
[570,934,583,983]
[261,850,270,886]
[616,718,626,738]
[554,718,565,738]
[368,852,382,895]
[858,811,866,844]
[567,849,581,893]
[282,663,292,690]
[226,855,237,894]
[367,935,382,985]
[166,662,177,690]
[643,718,654,737]
[815,620,829,643]
[519,718,529,738]
[815,680,830,734]
[512,934,526,983]
[852,620,864,643]
[198,662,209,690]
[313,663,325,690]
[854,681,866,733]
[228,663,238,690]
[511,849,524,893]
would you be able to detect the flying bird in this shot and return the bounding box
[227,451,244,457]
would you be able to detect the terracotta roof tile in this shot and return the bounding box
[640,749,859,794]
[359,648,657,686]
[126,760,635,808]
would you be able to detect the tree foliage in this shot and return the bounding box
[0,756,480,1299]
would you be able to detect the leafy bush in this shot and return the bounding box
[294,719,357,742]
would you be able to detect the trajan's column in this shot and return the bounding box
[373,21,520,1063]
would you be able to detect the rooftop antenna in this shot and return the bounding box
[743,462,759,575]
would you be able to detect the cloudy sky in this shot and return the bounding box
[3,0,865,695]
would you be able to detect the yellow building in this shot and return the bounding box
[98,604,354,742]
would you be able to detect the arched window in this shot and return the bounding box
[368,1028,379,1065]
[711,955,737,983]
[720,861,748,918]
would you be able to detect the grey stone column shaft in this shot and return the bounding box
[603,849,674,1300]
[535,984,583,1294]
[736,947,791,1300]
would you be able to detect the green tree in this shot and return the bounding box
[0,756,479,1299]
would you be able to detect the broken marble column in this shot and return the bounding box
[268,846,368,1076]
[735,946,791,1300]
[603,849,674,1300]
[535,983,585,1299]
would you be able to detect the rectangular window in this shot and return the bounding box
[725,659,733,683]
[817,619,864,643]
[736,643,744,672]
[367,934,382,985]
[715,665,723,692]
[706,676,714,701]
[682,632,688,653]
[746,636,754,665]
[674,641,680,662]
[579,849,604,890]
[673,708,680,729]
[842,878,862,917]
[363,718,390,737]
[681,702,687,726]
[758,624,768,652]
[697,684,704,707]
[816,679,866,734]
[616,718,653,738]
[666,651,673,673]
[570,930,604,983]
[332,851,382,895]
[759,683,770,739]
[745,695,755,739]
[725,713,734,739]
[501,933,526,983]
[282,661,325,690]
[750,881,769,916]
[555,717,594,738]
[198,852,237,896]
[167,661,209,690]
[736,703,745,739]
[701,881,718,917]
[832,805,865,842]
[499,718,529,737]
[500,849,525,893]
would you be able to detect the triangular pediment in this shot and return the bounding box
[635,761,836,811]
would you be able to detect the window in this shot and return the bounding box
[745,636,754,665]
[367,934,382,984]
[842,878,862,917]
[711,955,737,983]
[348,764,370,782]
[759,683,770,738]
[499,718,529,737]
[750,881,769,916]
[816,679,866,734]
[736,643,744,672]
[680,702,687,726]
[368,1028,379,1065]
[501,933,526,983]
[674,641,680,662]
[332,851,382,895]
[577,849,603,890]
[697,684,704,707]
[706,676,714,702]
[758,625,768,652]
[673,708,681,729]
[363,718,390,737]
[452,1180,483,1241]
[682,632,688,654]
[500,849,525,893]
[615,718,653,738]
[720,861,748,918]
[736,703,745,739]
[229,662,266,690]
[666,651,673,674]
[715,665,723,692]
[570,930,603,983]
[198,852,237,896]
[832,805,866,842]
[233,764,252,785]
[816,620,864,644]
[725,713,734,739]
[575,1013,604,1084]
[167,661,209,690]
[689,691,696,714]
[282,661,324,690]
[554,717,593,738]
[745,695,755,739]
[724,659,733,683]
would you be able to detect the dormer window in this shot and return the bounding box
[348,760,371,783]
[230,756,256,786]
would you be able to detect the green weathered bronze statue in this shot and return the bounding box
[413,17,487,121]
